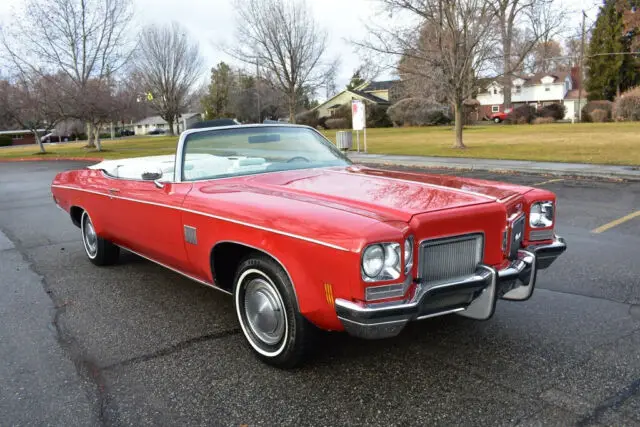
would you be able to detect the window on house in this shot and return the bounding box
[491,105,500,113]
[493,88,498,95]
[515,85,522,94]
[145,124,149,128]
[12,135,24,139]
[157,124,164,128]
[137,125,142,129]
[545,86,551,92]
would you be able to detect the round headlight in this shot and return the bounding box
[530,202,554,228]
[362,245,385,278]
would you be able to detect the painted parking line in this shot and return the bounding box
[592,210,640,234]
[533,178,564,186]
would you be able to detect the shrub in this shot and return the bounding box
[505,105,536,124]
[0,135,12,146]
[295,110,319,128]
[317,116,328,129]
[581,100,613,122]
[533,117,555,125]
[590,109,609,123]
[325,118,349,129]
[614,86,640,121]
[425,110,452,125]
[537,103,566,121]
[366,104,392,128]
[332,104,352,122]
[388,98,451,126]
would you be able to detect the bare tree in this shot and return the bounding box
[227,0,337,123]
[527,39,563,73]
[0,74,65,153]
[0,0,134,150]
[358,0,496,148]
[134,23,204,135]
[492,0,567,108]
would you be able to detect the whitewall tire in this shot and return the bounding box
[233,255,312,368]
[80,211,120,266]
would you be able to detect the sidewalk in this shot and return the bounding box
[348,152,640,181]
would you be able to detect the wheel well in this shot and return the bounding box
[70,206,84,228]
[211,242,285,293]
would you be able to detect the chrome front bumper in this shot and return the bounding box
[335,235,566,340]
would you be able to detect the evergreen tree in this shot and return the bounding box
[201,62,235,119]
[346,68,366,91]
[586,0,639,101]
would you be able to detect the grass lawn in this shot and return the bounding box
[0,122,638,165]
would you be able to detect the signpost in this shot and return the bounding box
[351,100,367,153]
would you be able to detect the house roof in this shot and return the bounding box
[311,89,389,113]
[350,90,390,104]
[0,129,46,135]
[515,71,570,86]
[358,80,398,92]
[134,112,200,126]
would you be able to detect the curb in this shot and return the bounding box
[352,158,640,182]
[0,156,103,163]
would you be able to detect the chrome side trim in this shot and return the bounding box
[117,244,232,295]
[51,184,350,252]
[329,168,498,201]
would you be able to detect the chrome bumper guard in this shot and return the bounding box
[335,235,566,340]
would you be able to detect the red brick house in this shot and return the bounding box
[0,130,44,146]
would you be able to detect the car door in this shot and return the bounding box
[107,177,194,273]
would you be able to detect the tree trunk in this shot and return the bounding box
[288,92,296,124]
[33,130,46,153]
[503,53,512,110]
[86,122,96,148]
[453,101,466,149]
[167,119,175,136]
[93,127,102,151]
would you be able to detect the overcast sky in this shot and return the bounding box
[0,0,603,95]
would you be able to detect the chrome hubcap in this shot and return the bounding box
[244,278,285,345]
[83,216,98,256]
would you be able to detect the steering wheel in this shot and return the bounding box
[286,156,311,163]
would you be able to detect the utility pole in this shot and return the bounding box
[577,10,586,122]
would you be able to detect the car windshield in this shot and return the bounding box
[180,126,350,181]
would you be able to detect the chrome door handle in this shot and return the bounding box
[109,188,120,194]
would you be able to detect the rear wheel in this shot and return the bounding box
[233,255,311,368]
[81,211,120,266]
[493,117,501,123]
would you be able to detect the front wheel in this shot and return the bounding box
[493,117,501,123]
[81,211,120,266]
[233,255,312,368]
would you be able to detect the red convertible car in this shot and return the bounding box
[51,124,566,367]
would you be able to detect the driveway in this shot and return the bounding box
[0,161,639,426]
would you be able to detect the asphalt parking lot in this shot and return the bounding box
[1,161,639,426]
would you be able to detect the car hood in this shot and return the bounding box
[224,166,523,222]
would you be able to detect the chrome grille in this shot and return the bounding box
[419,234,484,284]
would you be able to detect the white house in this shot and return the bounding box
[312,81,397,119]
[476,70,581,120]
[134,112,202,135]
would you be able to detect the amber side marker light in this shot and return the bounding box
[324,283,335,305]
